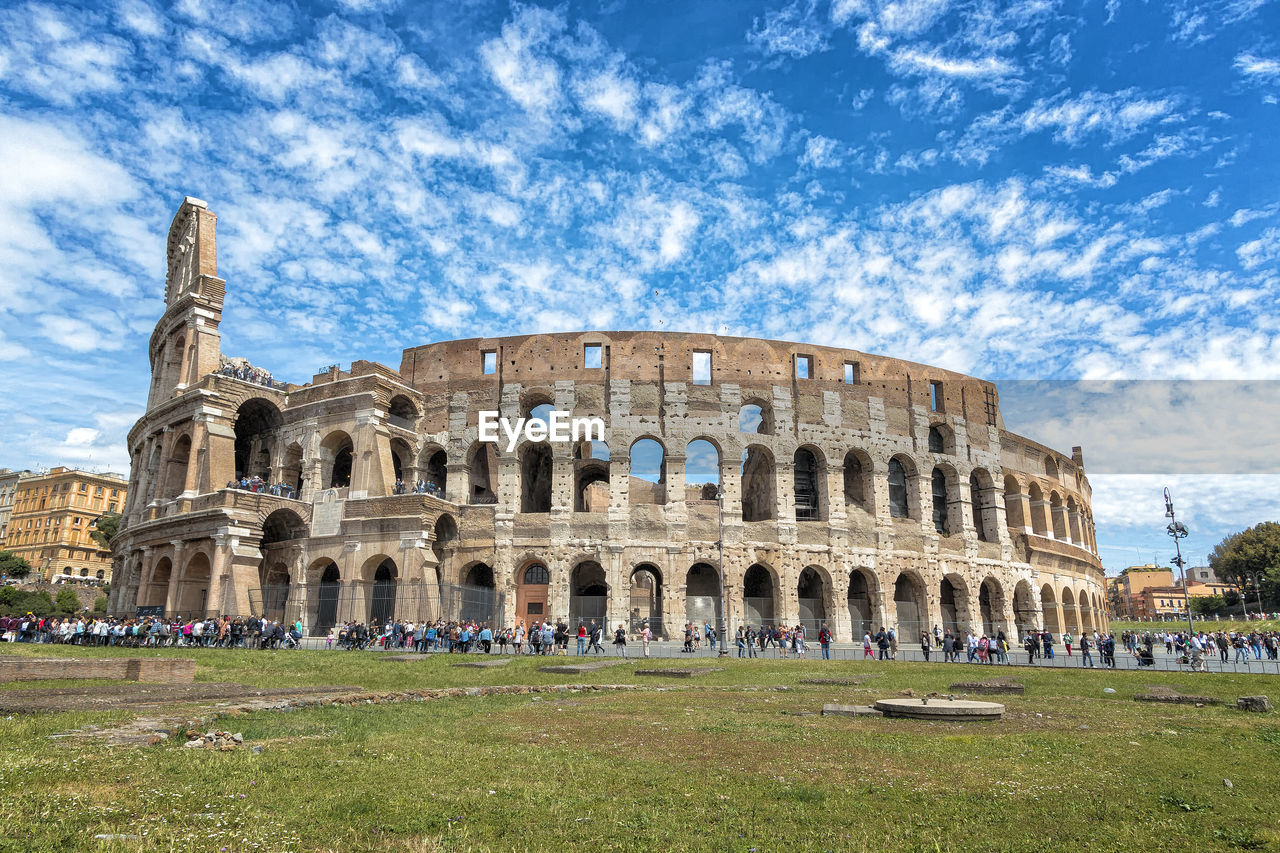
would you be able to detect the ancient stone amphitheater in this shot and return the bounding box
[108,198,1107,642]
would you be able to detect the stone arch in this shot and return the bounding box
[1062,587,1080,633]
[1044,455,1059,480]
[282,442,304,497]
[797,565,831,635]
[520,442,554,513]
[1049,491,1067,539]
[740,444,776,522]
[418,446,448,496]
[939,573,970,635]
[629,563,663,635]
[144,556,172,608]
[1067,496,1083,545]
[1027,482,1049,535]
[569,560,608,628]
[888,454,918,519]
[1040,583,1060,633]
[457,561,499,625]
[686,438,721,497]
[893,571,927,639]
[739,399,773,435]
[574,440,610,512]
[515,558,550,627]
[362,555,399,626]
[742,562,778,626]
[1013,579,1037,640]
[234,398,282,481]
[1079,592,1095,633]
[163,432,193,498]
[176,550,211,616]
[309,558,341,636]
[321,431,354,489]
[793,445,827,521]
[389,437,414,491]
[1003,474,1025,531]
[387,394,419,425]
[927,423,954,455]
[629,437,667,506]
[931,464,960,535]
[843,449,875,516]
[978,576,1005,636]
[970,468,998,542]
[847,568,879,639]
[431,513,458,583]
[465,441,497,504]
[685,562,721,627]
[257,508,305,620]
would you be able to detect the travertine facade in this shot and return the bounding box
[109,198,1107,641]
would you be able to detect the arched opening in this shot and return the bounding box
[390,437,414,493]
[282,443,304,498]
[848,569,876,639]
[1050,491,1067,539]
[739,401,773,435]
[979,577,1004,636]
[79,567,88,577]
[931,467,951,534]
[1040,584,1060,633]
[742,563,776,625]
[685,562,721,627]
[888,455,914,519]
[928,424,951,454]
[515,561,550,627]
[145,557,172,608]
[740,445,776,522]
[421,448,447,497]
[569,561,608,628]
[940,575,968,635]
[1003,475,1025,531]
[234,399,282,481]
[893,573,926,640]
[466,442,497,504]
[431,514,458,583]
[1013,580,1037,640]
[1079,590,1094,633]
[843,450,874,515]
[1027,483,1049,536]
[259,560,290,621]
[574,440,610,512]
[322,431,354,489]
[630,564,663,635]
[970,469,996,542]
[312,560,341,636]
[96,569,105,581]
[177,551,210,617]
[459,562,498,625]
[520,443,554,513]
[1044,455,1059,480]
[1062,587,1080,633]
[388,394,419,427]
[793,447,826,521]
[797,566,828,635]
[368,557,398,626]
[258,508,305,621]
[163,434,192,498]
[1067,496,1083,545]
[686,439,721,500]
[629,438,667,506]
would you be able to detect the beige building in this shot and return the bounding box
[0,468,35,550]
[108,198,1107,640]
[6,467,127,583]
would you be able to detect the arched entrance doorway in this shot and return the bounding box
[369,558,398,627]
[893,573,926,641]
[1040,585,1061,633]
[459,563,498,625]
[848,569,876,639]
[629,564,663,635]
[742,564,775,626]
[569,561,608,629]
[979,577,1004,637]
[312,561,340,636]
[176,552,210,617]
[797,566,828,635]
[940,575,969,636]
[685,563,721,629]
[1013,580,1037,641]
[515,562,550,628]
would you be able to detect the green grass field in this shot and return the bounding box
[0,644,1277,852]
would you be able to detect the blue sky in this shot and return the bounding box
[2,0,1278,574]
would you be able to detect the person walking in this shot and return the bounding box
[576,622,587,656]
[818,623,832,660]
[875,627,890,661]
[613,624,628,658]
[1079,632,1094,668]
[920,630,932,662]
[640,623,652,657]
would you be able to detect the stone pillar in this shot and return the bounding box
[164,540,188,615]
[446,461,468,504]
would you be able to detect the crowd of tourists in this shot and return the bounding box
[0,613,303,648]
[327,618,637,656]
[218,361,276,387]
[1119,628,1279,670]
[225,476,297,498]
[390,479,445,497]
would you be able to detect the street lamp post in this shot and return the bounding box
[1163,488,1195,643]
[1245,570,1266,620]
[715,486,730,658]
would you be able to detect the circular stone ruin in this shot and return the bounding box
[873,697,1004,721]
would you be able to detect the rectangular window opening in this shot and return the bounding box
[930,380,943,413]
[844,361,860,384]
[795,355,812,380]
[482,350,497,375]
[584,344,602,369]
[692,350,712,385]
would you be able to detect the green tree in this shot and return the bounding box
[92,596,108,614]
[1209,522,1280,590]
[0,550,34,580]
[54,587,80,614]
[1190,595,1223,617]
[90,513,122,551]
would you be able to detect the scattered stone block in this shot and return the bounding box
[634,668,723,678]
[821,703,883,718]
[1134,693,1220,706]
[451,658,512,669]
[800,675,880,686]
[1237,695,1272,713]
[538,661,626,674]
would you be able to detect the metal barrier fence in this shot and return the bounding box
[245,582,504,636]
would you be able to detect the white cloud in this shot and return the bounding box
[479,6,565,115]
[888,47,1015,78]
[1235,52,1280,78]
[0,4,132,104]
[800,135,842,168]
[1018,90,1176,145]
[749,0,830,57]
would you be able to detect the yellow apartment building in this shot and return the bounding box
[6,467,128,583]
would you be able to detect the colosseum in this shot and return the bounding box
[107,198,1108,642]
